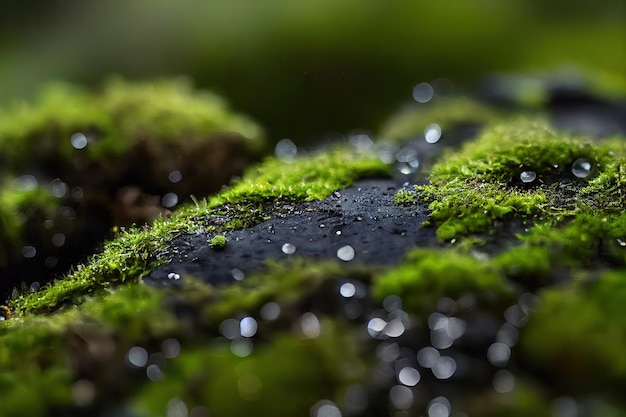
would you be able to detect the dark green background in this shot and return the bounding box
[1,0,624,140]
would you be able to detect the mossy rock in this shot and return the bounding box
[1,79,625,416]
[0,78,265,299]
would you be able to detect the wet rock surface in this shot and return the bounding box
[147,179,437,286]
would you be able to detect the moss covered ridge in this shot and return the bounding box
[7,146,390,315]
[407,119,625,241]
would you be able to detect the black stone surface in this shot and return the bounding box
[146,179,437,287]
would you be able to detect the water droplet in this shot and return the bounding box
[167,272,181,280]
[220,318,240,340]
[520,171,537,183]
[432,356,456,379]
[337,245,355,261]
[487,342,511,367]
[552,397,579,417]
[45,256,58,268]
[339,282,356,298]
[367,317,387,338]
[275,138,298,162]
[417,346,440,368]
[424,123,442,144]
[348,133,375,152]
[127,346,148,367]
[260,302,281,321]
[300,312,321,338]
[167,398,188,417]
[389,385,414,410]
[231,268,245,281]
[493,369,515,393]
[161,193,178,208]
[240,316,258,338]
[49,179,68,198]
[161,338,180,359]
[311,400,342,417]
[398,367,421,386]
[384,318,405,338]
[146,364,163,381]
[21,245,36,258]
[396,146,418,163]
[70,132,88,149]
[71,187,84,200]
[52,233,66,247]
[230,338,253,357]
[168,170,182,183]
[29,281,40,292]
[413,82,434,103]
[15,175,38,190]
[428,397,451,417]
[571,158,592,178]
[281,243,296,255]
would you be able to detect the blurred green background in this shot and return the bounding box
[1,0,624,141]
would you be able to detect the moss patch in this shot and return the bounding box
[7,146,389,315]
[521,269,626,399]
[208,235,227,251]
[412,119,625,240]
[373,248,514,315]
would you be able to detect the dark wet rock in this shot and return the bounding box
[146,179,437,286]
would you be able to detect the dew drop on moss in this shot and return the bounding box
[275,138,298,162]
[571,158,592,178]
[161,192,178,208]
[520,170,537,183]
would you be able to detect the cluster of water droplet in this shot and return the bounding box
[518,157,593,185]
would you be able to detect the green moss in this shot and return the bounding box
[494,212,626,282]
[521,269,626,399]
[131,321,367,417]
[8,146,389,316]
[0,183,58,266]
[379,97,501,141]
[209,234,227,250]
[373,248,514,315]
[417,119,625,240]
[0,78,264,169]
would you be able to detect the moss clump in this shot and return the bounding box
[1,256,372,416]
[209,235,227,250]
[8,146,389,316]
[521,270,626,399]
[414,119,625,240]
[0,183,58,268]
[379,97,501,142]
[494,212,626,283]
[373,248,514,315]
